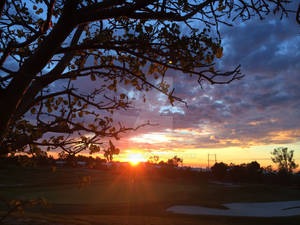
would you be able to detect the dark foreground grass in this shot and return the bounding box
[1,210,300,225]
[1,166,300,225]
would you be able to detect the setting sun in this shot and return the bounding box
[127,153,146,166]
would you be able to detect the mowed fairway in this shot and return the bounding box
[1,165,300,225]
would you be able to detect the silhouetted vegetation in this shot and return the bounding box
[211,162,228,181]
[210,161,262,183]
[210,162,299,186]
[1,151,300,225]
[271,147,298,174]
[0,153,107,170]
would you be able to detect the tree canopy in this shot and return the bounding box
[271,147,298,173]
[167,155,183,167]
[0,0,294,157]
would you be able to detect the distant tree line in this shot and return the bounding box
[211,161,263,183]
[211,147,299,186]
[0,153,107,169]
[1,147,298,185]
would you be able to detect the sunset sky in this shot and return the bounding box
[33,4,300,170]
[102,12,300,169]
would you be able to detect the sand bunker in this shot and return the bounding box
[167,201,300,217]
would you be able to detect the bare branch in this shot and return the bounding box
[297,4,300,24]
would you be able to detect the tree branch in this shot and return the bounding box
[77,0,156,24]
[14,25,85,119]
[297,4,300,24]
[128,0,213,21]
[0,0,6,18]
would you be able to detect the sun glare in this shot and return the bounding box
[127,153,146,166]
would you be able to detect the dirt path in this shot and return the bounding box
[167,201,300,217]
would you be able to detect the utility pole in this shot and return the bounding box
[208,154,217,169]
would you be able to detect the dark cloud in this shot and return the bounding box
[116,14,300,152]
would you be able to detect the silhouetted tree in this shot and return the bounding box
[245,161,261,182]
[0,0,293,158]
[211,162,228,180]
[148,155,160,164]
[225,161,262,182]
[167,155,183,167]
[271,147,298,174]
[103,140,120,162]
[227,163,247,182]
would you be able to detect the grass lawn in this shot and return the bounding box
[1,165,300,225]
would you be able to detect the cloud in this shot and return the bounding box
[113,14,300,154]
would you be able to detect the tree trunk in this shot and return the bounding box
[0,12,76,139]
